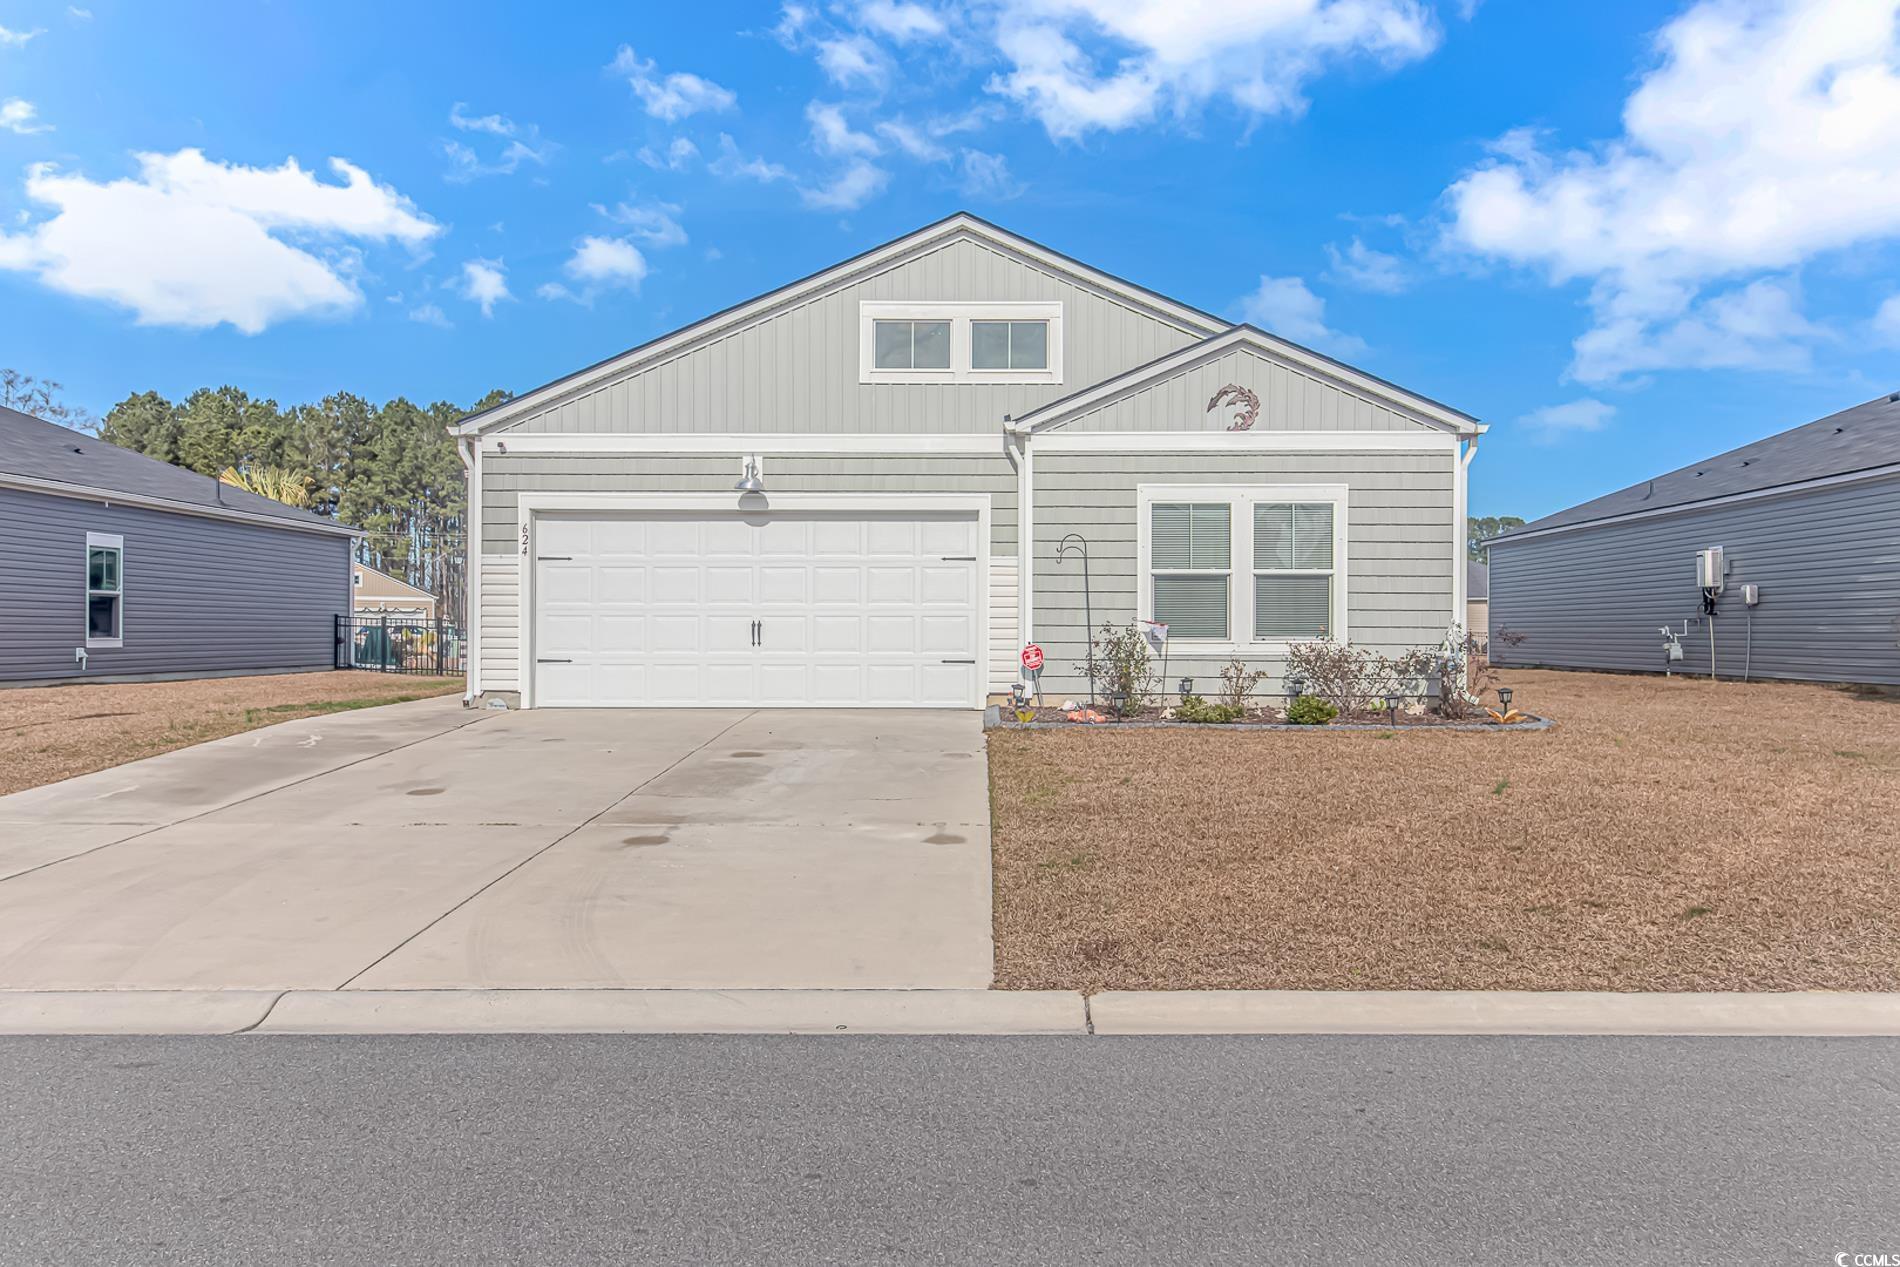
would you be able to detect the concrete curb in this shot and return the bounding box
[1088,990,1900,1036]
[0,991,281,1035]
[4,989,1898,1036]
[253,989,1088,1035]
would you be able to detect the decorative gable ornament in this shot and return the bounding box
[1207,384,1261,432]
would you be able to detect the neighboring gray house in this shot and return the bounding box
[450,213,1485,709]
[0,406,360,685]
[1488,392,1900,685]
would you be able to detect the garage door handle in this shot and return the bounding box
[537,658,573,664]
[940,658,976,664]
[940,555,976,561]
[538,555,573,561]
[752,620,760,647]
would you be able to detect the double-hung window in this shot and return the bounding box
[86,532,123,647]
[1140,486,1346,648]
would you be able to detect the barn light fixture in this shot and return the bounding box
[734,456,765,494]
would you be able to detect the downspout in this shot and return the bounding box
[1455,428,1482,630]
[456,434,481,706]
[1013,421,1034,659]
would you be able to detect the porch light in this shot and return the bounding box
[734,456,765,494]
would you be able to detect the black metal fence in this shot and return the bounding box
[335,615,466,676]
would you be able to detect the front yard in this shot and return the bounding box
[0,672,465,796]
[989,669,1900,993]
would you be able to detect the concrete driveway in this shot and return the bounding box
[0,701,992,991]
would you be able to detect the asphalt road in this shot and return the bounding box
[2,1035,1894,1265]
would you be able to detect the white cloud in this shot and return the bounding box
[0,99,50,134]
[818,34,890,88]
[0,24,42,46]
[1876,294,1900,346]
[408,302,451,328]
[1324,237,1409,293]
[0,148,439,333]
[709,133,791,182]
[958,148,1023,199]
[638,137,699,171]
[68,6,93,19]
[444,103,552,180]
[597,199,688,248]
[986,0,1439,140]
[456,258,511,316]
[860,0,947,42]
[807,102,881,158]
[875,119,949,161]
[1235,274,1366,357]
[611,45,737,121]
[543,236,650,304]
[1518,398,1616,441]
[1443,0,1900,384]
[800,160,889,211]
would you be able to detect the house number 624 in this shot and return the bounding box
[520,524,529,556]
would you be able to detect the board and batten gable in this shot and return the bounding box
[0,485,353,684]
[1488,474,1900,685]
[487,234,1211,436]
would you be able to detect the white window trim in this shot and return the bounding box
[859,301,1063,385]
[85,530,124,649]
[1137,484,1348,655]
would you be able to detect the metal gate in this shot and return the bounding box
[335,615,466,676]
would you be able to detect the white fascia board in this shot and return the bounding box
[480,433,1008,456]
[1490,462,1900,548]
[1030,431,1461,454]
[0,472,363,538]
[1009,327,1481,438]
[454,214,1225,437]
[516,491,993,515]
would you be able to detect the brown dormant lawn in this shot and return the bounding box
[0,672,464,796]
[988,669,1900,993]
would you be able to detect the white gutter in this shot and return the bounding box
[456,436,481,705]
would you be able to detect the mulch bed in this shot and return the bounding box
[1005,703,1525,729]
[988,669,1900,994]
[0,672,465,796]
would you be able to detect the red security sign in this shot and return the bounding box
[1020,643,1044,672]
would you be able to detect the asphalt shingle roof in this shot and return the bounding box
[1500,392,1900,538]
[0,405,352,534]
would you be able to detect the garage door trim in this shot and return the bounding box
[516,491,992,709]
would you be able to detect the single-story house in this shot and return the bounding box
[0,405,360,686]
[450,213,1485,709]
[1488,391,1900,685]
[353,562,439,621]
[1466,560,1489,648]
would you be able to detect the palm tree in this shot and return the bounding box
[219,465,312,507]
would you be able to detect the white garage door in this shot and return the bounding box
[531,510,983,708]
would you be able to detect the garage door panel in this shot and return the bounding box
[533,509,982,708]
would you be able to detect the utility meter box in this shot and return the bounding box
[1695,546,1726,593]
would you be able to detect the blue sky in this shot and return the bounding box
[3,0,1897,519]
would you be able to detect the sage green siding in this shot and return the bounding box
[1029,452,1458,698]
[1056,343,1425,433]
[481,452,1018,555]
[501,235,1207,436]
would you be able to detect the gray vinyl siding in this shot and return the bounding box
[1057,344,1426,433]
[0,486,353,685]
[1488,475,1900,685]
[1029,453,1458,698]
[481,452,1020,556]
[501,236,1205,436]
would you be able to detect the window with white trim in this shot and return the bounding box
[85,532,123,647]
[859,301,1062,383]
[1139,486,1347,648]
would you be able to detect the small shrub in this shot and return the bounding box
[1176,693,1244,724]
[1086,621,1157,717]
[1284,695,1338,725]
[1217,657,1267,714]
[1285,639,1434,718]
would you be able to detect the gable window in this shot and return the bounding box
[971,320,1048,370]
[1139,486,1347,649]
[85,532,123,648]
[860,301,1062,384]
[873,319,952,370]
